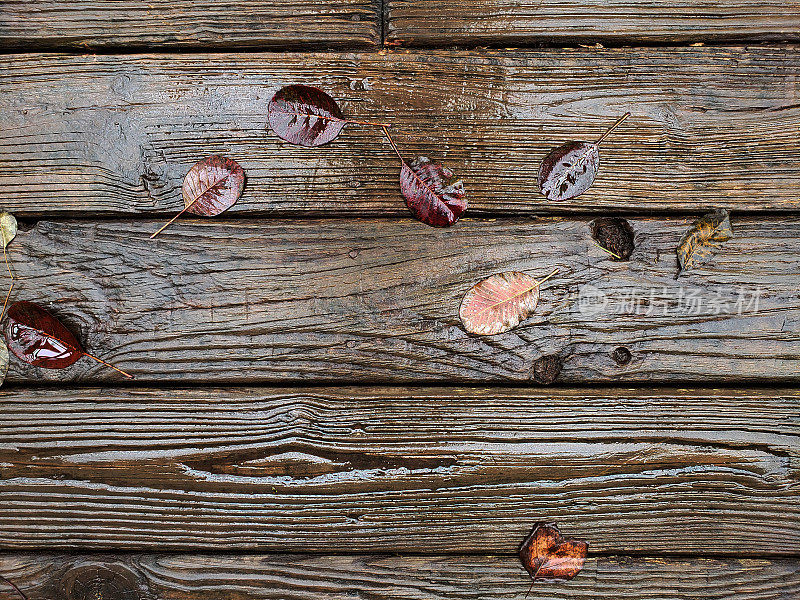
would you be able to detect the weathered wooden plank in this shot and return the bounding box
[1,48,799,217]
[0,1,381,50]
[2,217,798,384]
[388,0,800,46]
[1,553,799,599]
[0,387,797,553]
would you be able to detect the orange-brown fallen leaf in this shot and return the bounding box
[519,522,588,585]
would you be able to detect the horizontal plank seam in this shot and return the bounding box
[13,208,800,230]
[1,38,799,55]
[4,379,800,393]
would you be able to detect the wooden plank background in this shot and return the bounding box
[0,0,798,598]
[0,1,381,50]
[1,48,799,217]
[388,0,800,46]
[2,217,797,385]
[1,387,797,552]
[2,553,799,599]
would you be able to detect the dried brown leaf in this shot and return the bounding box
[675,209,733,278]
[519,522,588,583]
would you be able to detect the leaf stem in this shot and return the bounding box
[150,199,199,239]
[0,575,27,600]
[345,118,392,129]
[381,126,405,163]
[593,242,622,260]
[536,267,559,287]
[595,112,631,145]
[1,234,14,322]
[82,352,134,379]
[1,281,13,323]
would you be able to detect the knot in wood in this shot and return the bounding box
[591,217,635,261]
[60,565,141,600]
[532,354,563,385]
[611,346,632,365]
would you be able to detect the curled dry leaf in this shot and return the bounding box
[675,209,733,279]
[459,268,558,335]
[519,522,588,584]
[538,112,630,201]
[3,301,133,378]
[383,128,466,227]
[268,84,388,147]
[151,156,245,238]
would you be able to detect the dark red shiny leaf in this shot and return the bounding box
[400,157,466,227]
[183,155,245,216]
[3,300,82,369]
[538,113,630,201]
[3,301,133,378]
[268,84,346,147]
[519,522,588,582]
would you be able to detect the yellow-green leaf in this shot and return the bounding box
[0,342,8,388]
[0,212,16,249]
[675,209,733,278]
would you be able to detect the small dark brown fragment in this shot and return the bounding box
[611,346,632,365]
[532,354,562,384]
[591,217,635,261]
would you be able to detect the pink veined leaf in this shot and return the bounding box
[538,112,630,201]
[268,84,390,147]
[182,155,245,216]
[151,155,245,238]
[459,269,558,335]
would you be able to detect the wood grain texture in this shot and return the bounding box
[2,217,798,384]
[388,0,800,46]
[2,48,799,216]
[0,387,797,553]
[0,1,380,50]
[1,553,799,600]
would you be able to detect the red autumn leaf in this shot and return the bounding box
[382,127,466,227]
[268,84,388,147]
[538,112,629,201]
[401,158,466,227]
[459,269,558,335]
[3,301,133,378]
[151,155,245,238]
[519,522,588,583]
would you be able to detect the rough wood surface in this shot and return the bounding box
[0,387,797,553]
[2,217,798,384]
[0,1,380,50]
[1,553,799,599]
[388,1,800,46]
[2,48,800,217]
